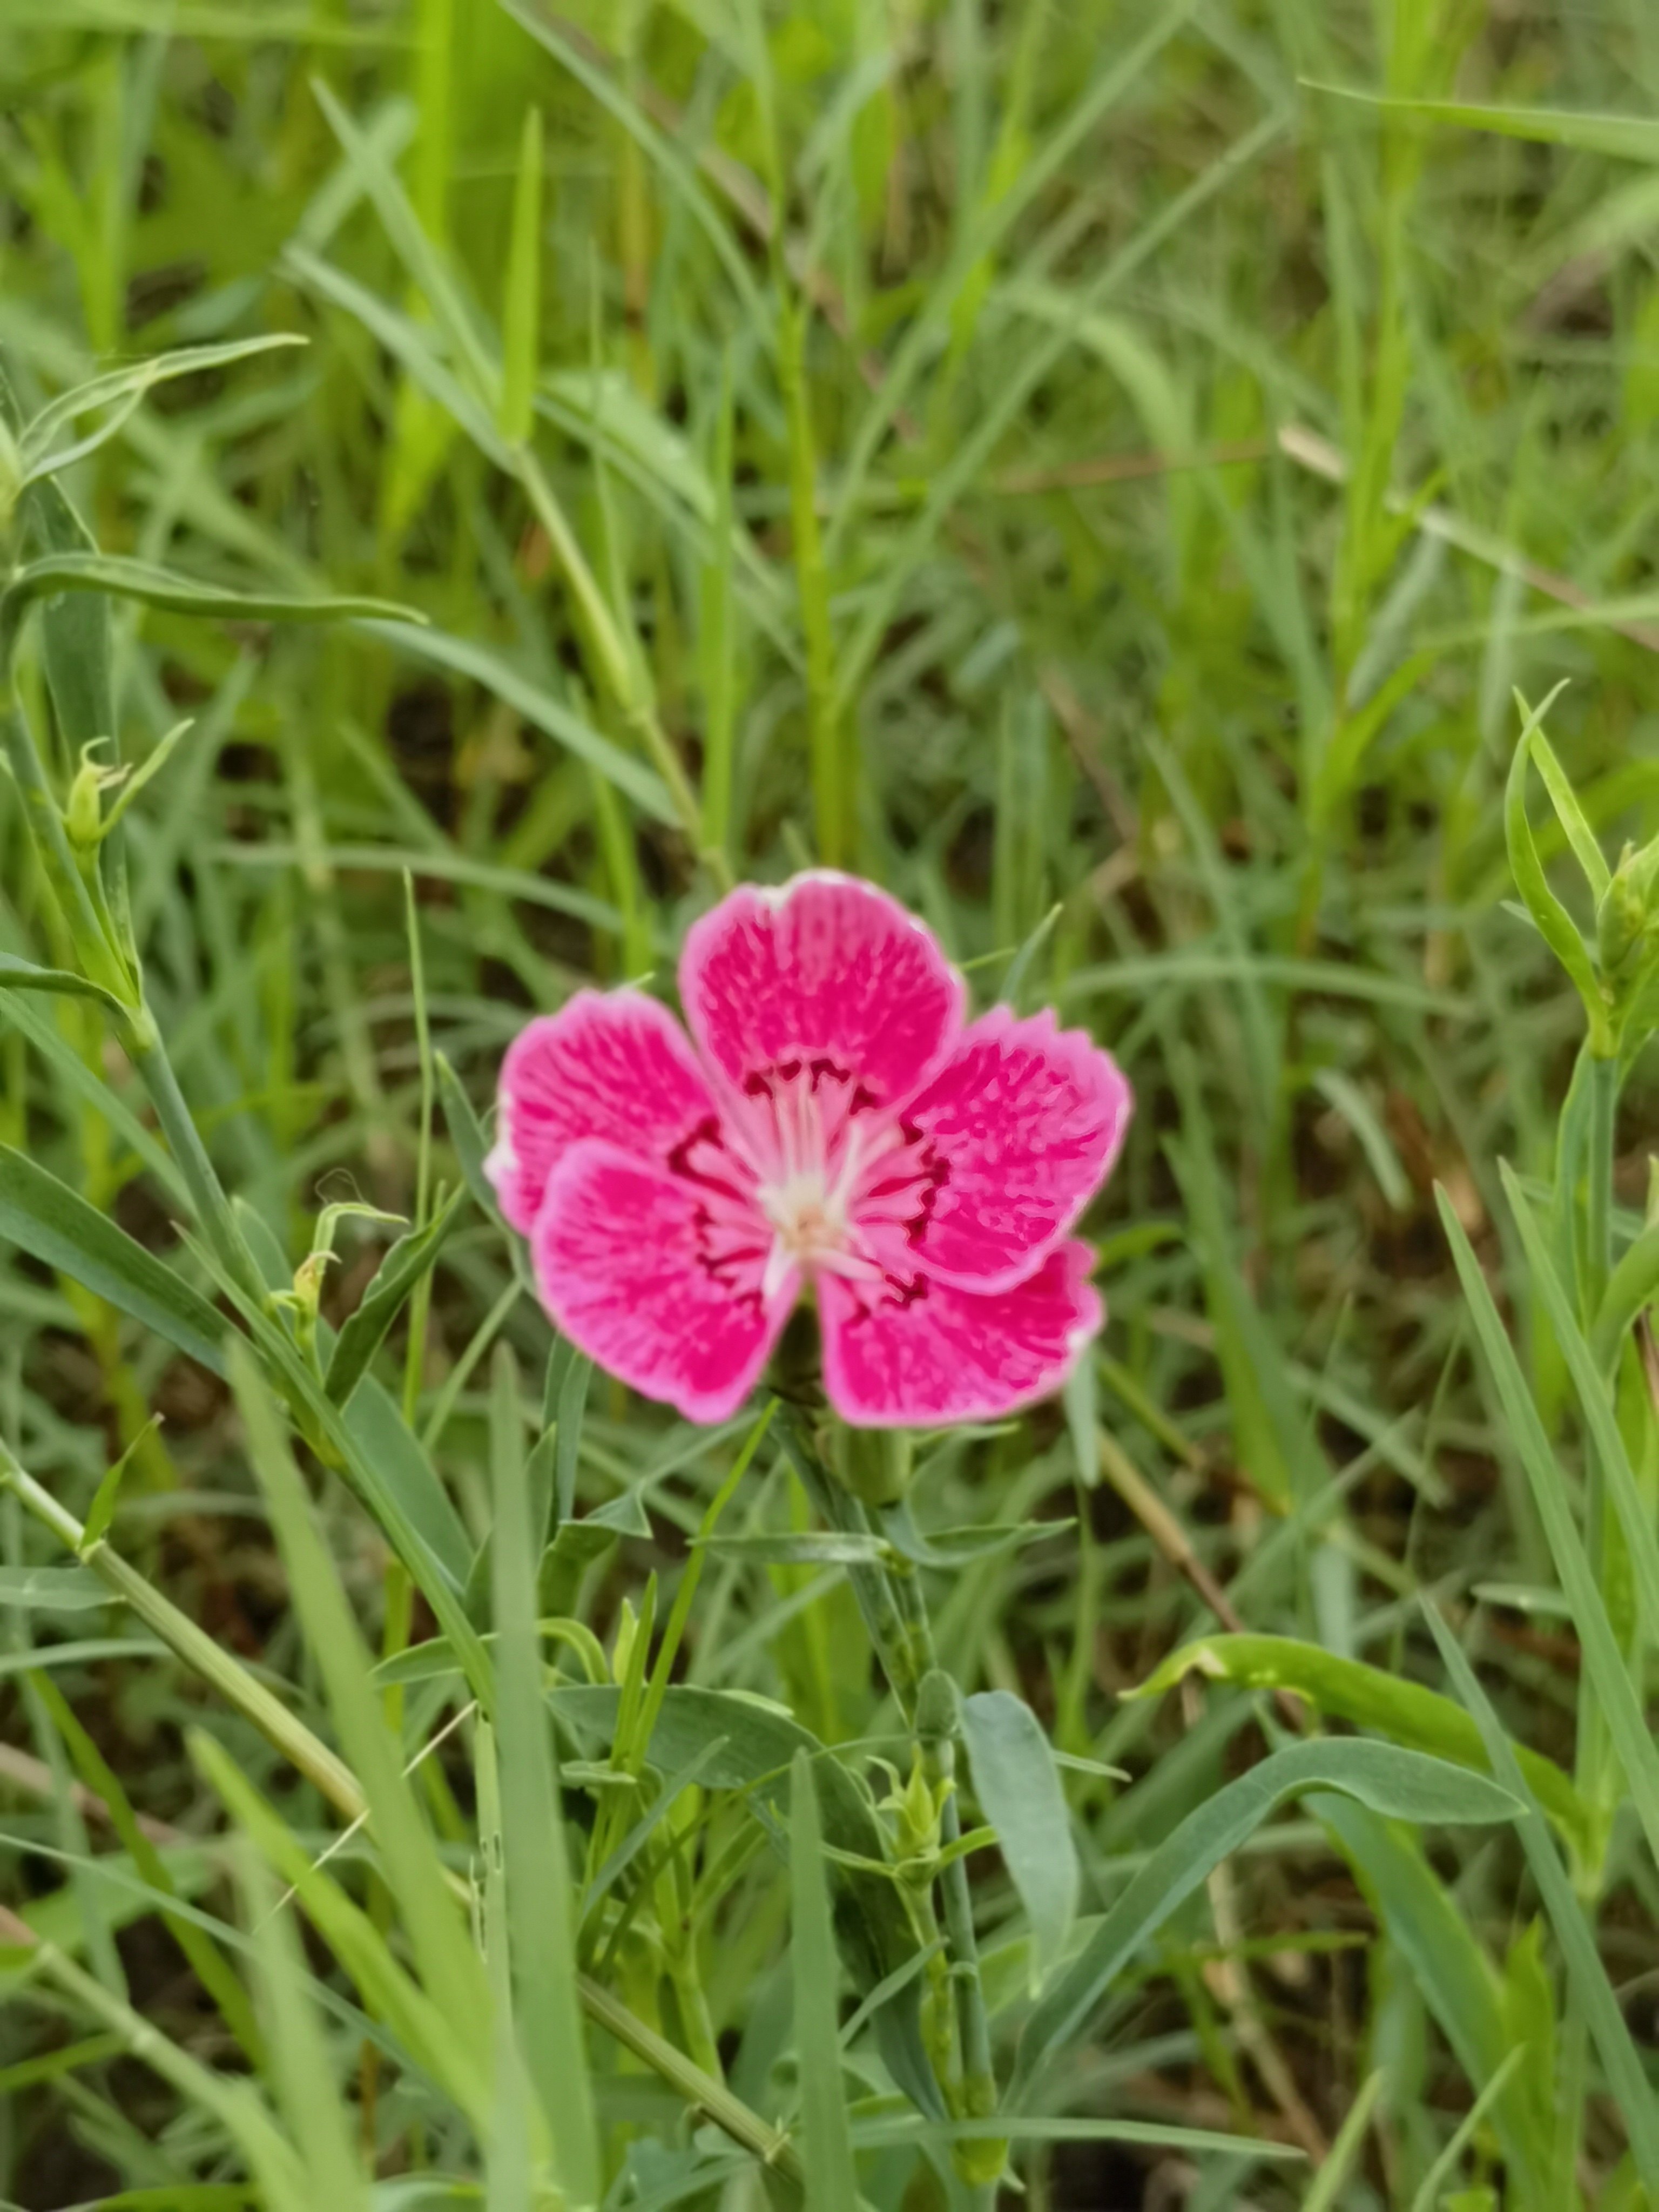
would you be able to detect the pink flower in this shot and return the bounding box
[487,873,1132,1427]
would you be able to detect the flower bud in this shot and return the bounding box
[915,1668,958,1747]
[611,1596,640,1686]
[1598,837,1659,976]
[834,1425,912,1506]
[64,757,106,849]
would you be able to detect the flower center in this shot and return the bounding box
[666,1055,952,1311]
[758,1168,851,1269]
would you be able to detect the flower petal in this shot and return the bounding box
[680,871,963,1110]
[819,1239,1101,1427]
[488,989,720,1235]
[892,1007,1132,1289]
[531,1140,793,1424]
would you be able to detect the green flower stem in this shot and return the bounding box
[881,1542,1001,2193]
[1559,1043,1626,2176]
[774,1404,921,1707]
[774,1402,1001,2200]
[1584,1049,1618,1317]
[1573,1049,1623,1850]
[2,643,266,1307]
[0,1441,803,2195]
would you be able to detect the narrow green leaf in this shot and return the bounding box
[0,1147,226,1373]
[489,1343,600,2201]
[1301,2070,1384,2212]
[197,1244,474,1604]
[499,109,543,444]
[1438,1185,1659,1869]
[1425,1607,1659,2194]
[999,901,1063,1011]
[1501,1161,1659,1647]
[1015,1740,1519,2092]
[496,0,771,348]
[0,954,127,1015]
[1525,722,1611,901]
[19,336,307,474]
[822,0,1204,558]
[1505,687,1607,1045]
[30,1673,265,2068]
[791,1749,861,2212]
[538,1517,617,1620]
[1593,1219,1659,1371]
[98,715,197,837]
[324,1184,468,1408]
[0,1636,164,1679]
[20,473,117,774]
[0,1565,111,1611]
[436,1052,502,1222]
[699,356,737,861]
[1319,1800,1552,2198]
[1133,1632,1591,1854]
[0,990,185,1203]
[693,1530,891,1566]
[1166,1119,1297,1508]
[308,75,494,400]
[1406,2049,1527,2212]
[191,1732,490,2127]
[552,1350,592,1527]
[1308,86,1659,165]
[368,1617,609,1694]
[476,1719,535,2212]
[285,242,506,461]
[239,1852,367,2212]
[586,1485,651,1537]
[357,616,677,821]
[582,1739,725,1924]
[229,1341,494,2065]
[1063,1341,1100,1491]
[3,550,422,630]
[81,1421,160,1551]
[881,1508,1073,1568]
[961,1690,1079,1985]
[1309,1069,1413,1210]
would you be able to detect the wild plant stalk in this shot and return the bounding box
[775,1404,1002,2203]
[1499,703,1659,2197]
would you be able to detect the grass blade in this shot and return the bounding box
[229,1341,494,2067]
[489,1343,599,2202]
[1135,1631,1591,1854]
[1425,1605,1659,2194]
[1300,2069,1383,2212]
[1320,1799,1552,2202]
[791,1748,861,2212]
[0,1147,225,1373]
[1015,1739,1518,2093]
[1437,1186,1659,1868]
[238,1854,366,2212]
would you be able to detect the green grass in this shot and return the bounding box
[2,1,1659,2207]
